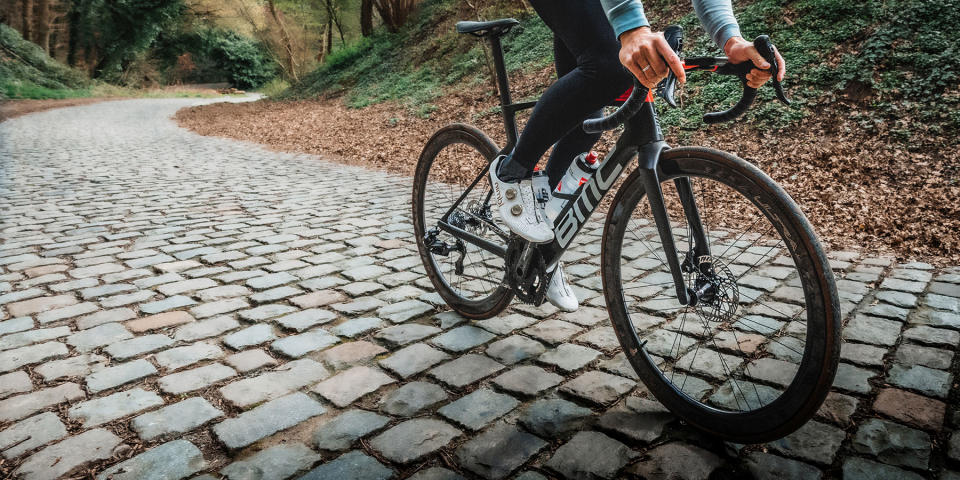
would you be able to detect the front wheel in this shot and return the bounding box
[601,146,840,443]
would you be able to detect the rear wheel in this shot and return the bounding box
[602,146,840,443]
[412,124,513,319]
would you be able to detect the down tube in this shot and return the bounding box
[539,142,639,265]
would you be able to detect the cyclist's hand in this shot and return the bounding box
[619,27,685,90]
[724,36,786,88]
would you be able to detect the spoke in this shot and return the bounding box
[717,214,764,259]
[740,294,808,324]
[629,222,669,269]
[724,223,774,267]
[735,241,784,281]
[671,308,691,384]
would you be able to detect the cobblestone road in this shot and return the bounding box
[1,98,959,480]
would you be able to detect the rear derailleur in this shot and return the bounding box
[425,227,466,274]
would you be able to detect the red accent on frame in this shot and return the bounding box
[615,87,633,102]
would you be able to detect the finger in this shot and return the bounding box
[746,70,770,88]
[747,48,770,69]
[655,38,686,83]
[774,46,786,81]
[633,52,658,89]
[621,51,644,82]
[644,43,669,78]
[646,45,669,77]
[641,49,667,85]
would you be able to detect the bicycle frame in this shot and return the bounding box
[436,34,717,306]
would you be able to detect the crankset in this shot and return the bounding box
[505,236,549,305]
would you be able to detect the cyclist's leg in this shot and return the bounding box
[544,34,605,189]
[497,0,631,182]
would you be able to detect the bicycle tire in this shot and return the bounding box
[412,124,514,319]
[601,146,840,443]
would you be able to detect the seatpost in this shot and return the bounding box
[487,35,519,145]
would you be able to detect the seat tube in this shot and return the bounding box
[488,36,518,145]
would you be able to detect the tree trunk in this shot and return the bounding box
[67,2,79,66]
[317,23,327,63]
[325,16,333,55]
[37,0,51,53]
[360,0,373,36]
[323,0,345,45]
[266,0,298,81]
[22,0,34,44]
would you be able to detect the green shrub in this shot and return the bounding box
[201,29,277,90]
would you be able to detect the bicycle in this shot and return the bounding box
[412,18,840,443]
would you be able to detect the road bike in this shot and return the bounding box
[411,18,840,443]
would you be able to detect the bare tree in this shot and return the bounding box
[266,0,299,81]
[320,0,344,45]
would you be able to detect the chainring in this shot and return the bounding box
[504,236,549,305]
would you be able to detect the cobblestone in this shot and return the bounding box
[318,340,386,370]
[369,418,462,464]
[85,359,157,392]
[95,439,205,480]
[158,362,237,394]
[224,348,277,372]
[14,428,121,480]
[299,450,393,480]
[438,388,520,430]
[67,322,132,352]
[852,418,931,469]
[68,388,163,427]
[313,409,390,451]
[545,431,636,479]
[312,365,395,407]
[131,397,224,440]
[455,423,548,479]
[220,443,318,480]
[154,342,223,370]
[105,333,174,360]
[213,392,325,449]
[219,358,329,408]
[3,99,959,479]
[271,328,339,357]
[0,412,66,459]
[0,382,84,421]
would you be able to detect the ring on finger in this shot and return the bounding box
[641,65,651,72]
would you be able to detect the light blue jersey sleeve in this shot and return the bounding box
[600,0,742,48]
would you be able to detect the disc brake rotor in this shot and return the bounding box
[694,255,740,323]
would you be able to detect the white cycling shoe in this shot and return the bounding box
[489,156,554,244]
[545,263,579,312]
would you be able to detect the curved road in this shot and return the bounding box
[0,99,958,479]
